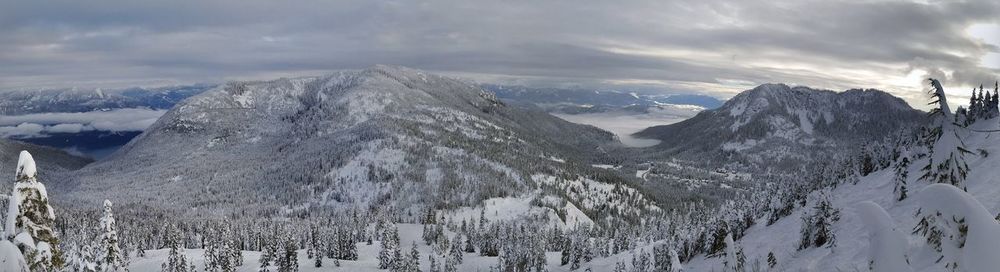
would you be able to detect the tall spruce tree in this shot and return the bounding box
[97,200,125,271]
[378,227,400,269]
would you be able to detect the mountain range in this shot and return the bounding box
[0,84,215,115]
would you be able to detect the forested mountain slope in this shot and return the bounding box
[0,138,91,191]
[59,65,657,223]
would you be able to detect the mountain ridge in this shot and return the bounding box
[634,83,927,167]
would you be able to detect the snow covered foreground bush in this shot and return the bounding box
[855,183,1000,272]
[855,201,911,272]
[914,184,1000,272]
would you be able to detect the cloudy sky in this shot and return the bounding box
[2,0,998,108]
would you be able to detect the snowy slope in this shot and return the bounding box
[677,119,1000,271]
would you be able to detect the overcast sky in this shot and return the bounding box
[2,0,998,108]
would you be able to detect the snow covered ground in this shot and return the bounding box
[129,224,601,271]
[445,192,595,230]
[680,120,1000,271]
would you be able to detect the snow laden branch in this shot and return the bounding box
[916,184,1000,272]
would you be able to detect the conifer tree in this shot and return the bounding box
[162,225,193,272]
[798,192,840,250]
[97,200,125,272]
[463,232,475,253]
[444,255,458,272]
[378,227,400,270]
[968,88,979,121]
[312,237,322,268]
[920,79,972,190]
[448,234,463,265]
[258,240,276,272]
[276,234,297,272]
[892,148,911,201]
[404,242,420,272]
[7,151,64,270]
[722,234,745,272]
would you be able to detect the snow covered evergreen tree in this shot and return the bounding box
[722,234,745,272]
[630,248,652,272]
[312,236,322,268]
[912,183,1000,271]
[6,151,64,270]
[892,147,911,201]
[203,226,240,272]
[401,242,420,272]
[96,200,125,272]
[448,234,463,265]
[378,227,400,270]
[258,240,276,272]
[276,234,298,272]
[65,243,96,272]
[444,254,458,272]
[798,192,840,250]
[161,225,194,272]
[920,78,971,190]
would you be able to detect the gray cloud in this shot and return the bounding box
[1,0,998,108]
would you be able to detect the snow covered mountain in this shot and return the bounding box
[59,65,658,223]
[634,83,926,166]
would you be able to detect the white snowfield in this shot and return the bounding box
[682,120,1000,271]
[128,224,590,272]
[445,191,595,230]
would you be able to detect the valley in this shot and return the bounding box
[5,1,998,271]
[0,67,995,272]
